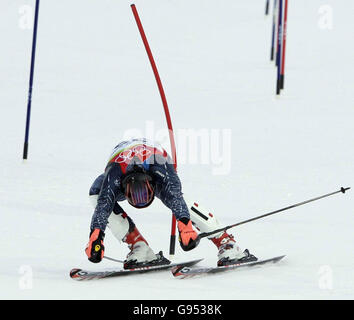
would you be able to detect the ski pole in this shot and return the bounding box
[104,256,124,264]
[198,187,350,240]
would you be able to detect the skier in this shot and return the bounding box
[85,138,257,268]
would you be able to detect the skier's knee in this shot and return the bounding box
[107,212,135,242]
[186,200,224,239]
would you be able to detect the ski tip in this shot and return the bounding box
[169,258,203,278]
[171,265,192,278]
[272,255,286,263]
[70,268,82,279]
[190,258,204,265]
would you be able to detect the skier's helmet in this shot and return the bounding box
[122,170,155,209]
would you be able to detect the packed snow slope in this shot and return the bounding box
[0,0,353,299]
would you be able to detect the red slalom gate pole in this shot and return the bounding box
[131,4,178,256]
[280,0,288,90]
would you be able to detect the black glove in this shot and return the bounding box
[85,228,105,263]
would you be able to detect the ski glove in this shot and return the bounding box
[177,218,200,251]
[85,228,105,263]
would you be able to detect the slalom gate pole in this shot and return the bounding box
[265,0,270,15]
[276,0,283,95]
[270,0,277,61]
[130,4,178,256]
[198,187,351,240]
[274,0,279,67]
[23,0,40,160]
[280,0,288,90]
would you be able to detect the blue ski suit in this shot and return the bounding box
[89,139,190,231]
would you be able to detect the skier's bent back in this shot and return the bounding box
[85,138,256,268]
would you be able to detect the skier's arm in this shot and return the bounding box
[153,162,190,221]
[86,165,125,263]
[151,161,199,251]
[89,173,125,215]
[89,164,124,231]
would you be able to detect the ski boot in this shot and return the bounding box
[123,227,170,269]
[211,232,257,267]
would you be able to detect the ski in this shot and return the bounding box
[171,255,285,279]
[70,258,203,280]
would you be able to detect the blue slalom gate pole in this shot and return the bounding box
[265,0,270,15]
[270,0,277,61]
[23,0,40,160]
[276,0,283,95]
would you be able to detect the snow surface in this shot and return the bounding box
[0,0,353,300]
